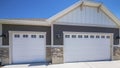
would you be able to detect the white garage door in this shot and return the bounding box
[64,32,112,63]
[12,32,46,64]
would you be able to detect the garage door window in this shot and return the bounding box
[72,35,76,38]
[78,35,82,38]
[84,35,88,38]
[106,36,110,39]
[31,35,36,38]
[96,35,100,38]
[101,36,105,38]
[90,35,94,38]
[65,35,70,38]
[39,35,44,38]
[23,35,28,38]
[14,34,20,38]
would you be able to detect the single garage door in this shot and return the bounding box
[12,32,46,64]
[64,32,112,63]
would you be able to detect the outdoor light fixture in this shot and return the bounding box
[0,33,7,38]
[116,36,120,39]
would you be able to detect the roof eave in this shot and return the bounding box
[0,19,51,26]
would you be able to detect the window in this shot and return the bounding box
[72,35,76,38]
[84,35,88,38]
[65,35,70,38]
[106,36,110,39]
[31,35,36,38]
[14,34,20,38]
[96,35,100,38]
[78,35,82,38]
[90,35,94,38]
[39,35,44,38]
[101,36,105,38]
[23,35,28,38]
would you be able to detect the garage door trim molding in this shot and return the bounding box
[63,31,113,62]
[9,31,46,64]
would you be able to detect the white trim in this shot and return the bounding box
[113,45,120,47]
[52,45,63,47]
[9,31,47,64]
[111,34,114,60]
[46,45,51,47]
[46,45,63,47]
[0,46,9,48]
[9,31,46,34]
[51,24,53,46]
[9,31,12,64]
[63,31,113,35]
[0,19,50,26]
[63,31,113,62]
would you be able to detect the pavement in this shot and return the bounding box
[1,60,120,68]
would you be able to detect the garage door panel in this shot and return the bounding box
[12,32,46,64]
[64,33,111,63]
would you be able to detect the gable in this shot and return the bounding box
[55,6,117,27]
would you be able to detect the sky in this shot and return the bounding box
[0,0,120,19]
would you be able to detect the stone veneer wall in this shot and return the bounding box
[46,47,52,63]
[51,47,63,64]
[0,47,9,65]
[113,46,120,60]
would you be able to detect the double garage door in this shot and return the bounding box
[64,32,112,63]
[12,32,46,64]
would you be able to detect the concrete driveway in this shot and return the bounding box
[1,60,120,68]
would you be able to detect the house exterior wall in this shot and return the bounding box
[56,6,117,27]
[53,24,119,45]
[2,24,51,45]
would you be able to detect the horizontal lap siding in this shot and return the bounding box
[2,24,51,45]
[53,24,119,45]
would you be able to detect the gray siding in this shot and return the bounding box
[53,24,119,45]
[2,24,51,45]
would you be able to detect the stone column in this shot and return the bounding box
[0,48,9,65]
[46,47,52,63]
[113,46,120,60]
[51,47,63,64]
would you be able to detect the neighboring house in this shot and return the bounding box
[0,0,120,65]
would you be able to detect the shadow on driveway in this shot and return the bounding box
[1,61,120,68]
